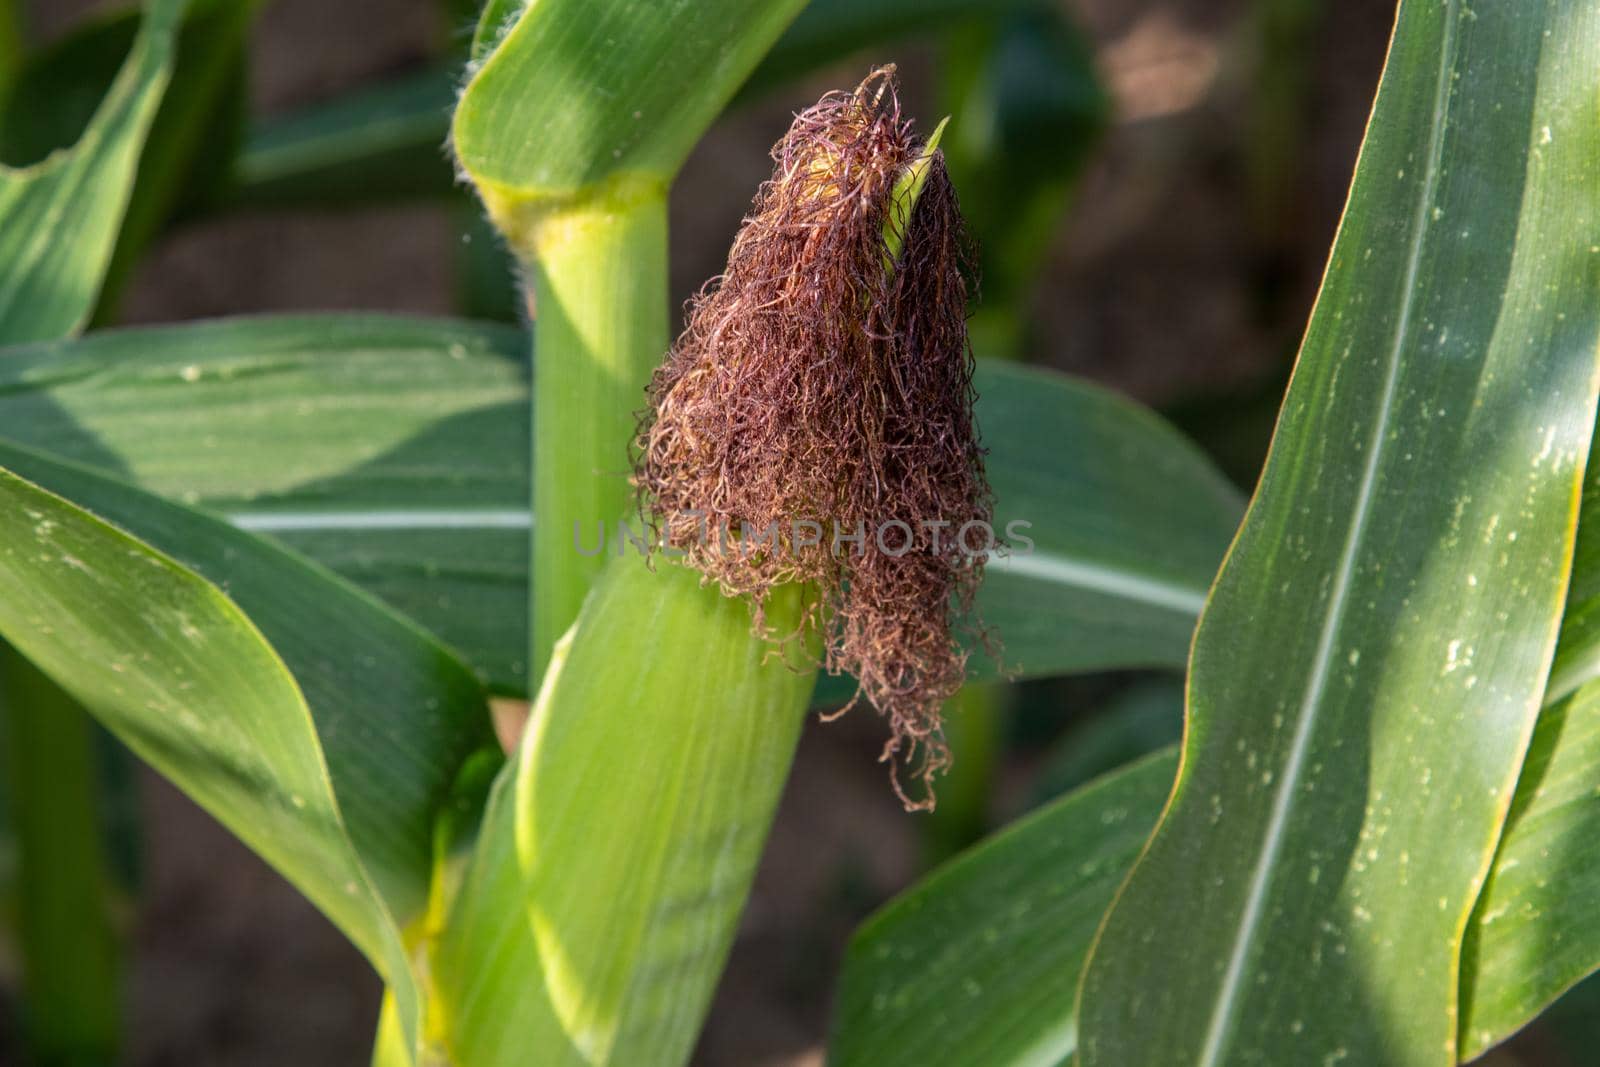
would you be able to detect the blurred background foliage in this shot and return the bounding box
[0,0,1584,1064]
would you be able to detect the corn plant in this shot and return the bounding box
[0,1,1597,1066]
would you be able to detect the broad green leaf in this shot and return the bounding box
[976,364,1239,680]
[431,556,817,1067]
[1545,449,1600,706]
[831,455,1600,1067]
[831,751,1175,1067]
[0,314,531,692]
[832,630,1600,1067]
[0,440,497,1052]
[1461,679,1600,1059]
[0,439,498,922]
[0,0,186,343]
[1078,3,1600,1064]
[0,316,526,507]
[1461,435,1600,1055]
[0,457,387,951]
[453,0,807,227]
[0,316,1240,694]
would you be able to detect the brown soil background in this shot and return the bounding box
[4,1,1571,1065]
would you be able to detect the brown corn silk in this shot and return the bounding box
[634,67,991,810]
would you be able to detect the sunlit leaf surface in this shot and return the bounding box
[1077,3,1600,1062]
[0,316,1241,695]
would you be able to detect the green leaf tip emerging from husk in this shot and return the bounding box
[885,114,949,266]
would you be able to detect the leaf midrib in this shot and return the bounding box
[1194,5,1461,1061]
[221,509,1212,616]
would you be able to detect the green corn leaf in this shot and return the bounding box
[0,316,1241,695]
[0,441,496,935]
[831,457,1600,1066]
[1076,3,1600,1063]
[831,750,1176,1067]
[0,0,187,343]
[1544,446,1600,707]
[0,316,528,509]
[1460,434,1600,1056]
[429,555,817,1067]
[976,363,1240,681]
[0,439,497,1054]
[1462,678,1600,1058]
[835,12,1600,1054]
[453,0,807,236]
[0,314,532,692]
[0,454,394,951]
